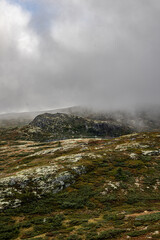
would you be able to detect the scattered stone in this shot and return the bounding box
[153,231,159,235]
[130,153,138,159]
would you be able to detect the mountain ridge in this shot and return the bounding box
[0,106,160,132]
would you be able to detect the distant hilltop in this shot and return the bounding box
[0,112,132,141]
[26,112,132,141]
[0,106,160,132]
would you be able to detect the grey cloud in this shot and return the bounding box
[0,0,160,113]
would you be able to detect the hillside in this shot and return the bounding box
[0,132,160,239]
[0,113,132,141]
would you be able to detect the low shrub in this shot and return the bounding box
[69,219,87,226]
[32,214,65,235]
[103,213,125,221]
[0,224,20,240]
[67,234,82,240]
[96,229,126,239]
[135,212,160,222]
[125,190,144,204]
[56,185,93,209]
[86,232,98,240]
[128,230,148,237]
[115,168,129,181]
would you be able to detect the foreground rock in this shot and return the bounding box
[0,165,86,210]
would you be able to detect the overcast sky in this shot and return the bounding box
[0,0,160,113]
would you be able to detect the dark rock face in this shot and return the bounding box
[28,113,132,141]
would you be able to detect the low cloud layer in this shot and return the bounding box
[0,0,160,113]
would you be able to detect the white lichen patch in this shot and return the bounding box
[54,152,102,164]
[142,149,160,156]
[101,181,121,195]
[129,153,138,159]
[28,147,62,157]
[115,142,149,151]
[55,153,83,163]
[0,158,86,210]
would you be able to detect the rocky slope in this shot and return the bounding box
[28,113,132,140]
[0,132,160,239]
[0,113,133,142]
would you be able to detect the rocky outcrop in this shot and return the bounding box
[0,165,86,210]
[26,113,132,141]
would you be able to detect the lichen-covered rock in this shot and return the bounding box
[130,153,138,159]
[142,149,160,156]
[23,112,132,141]
[115,142,148,151]
[0,164,86,210]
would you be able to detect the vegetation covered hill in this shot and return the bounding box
[0,132,160,239]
